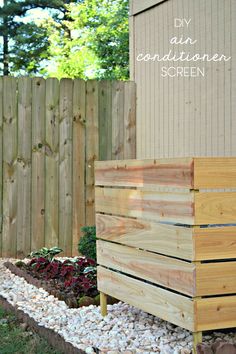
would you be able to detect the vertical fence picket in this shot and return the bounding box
[85,80,99,226]
[0,77,3,257]
[45,78,60,249]
[17,77,32,257]
[112,81,125,160]
[124,81,136,159]
[2,77,18,257]
[31,78,46,251]
[59,79,73,256]
[72,79,86,255]
[0,78,136,257]
[99,81,112,161]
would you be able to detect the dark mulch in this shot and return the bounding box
[197,342,236,354]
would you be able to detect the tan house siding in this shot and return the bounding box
[130,0,166,15]
[130,0,236,159]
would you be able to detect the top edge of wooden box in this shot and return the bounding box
[95,158,236,189]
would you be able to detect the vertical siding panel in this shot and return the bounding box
[200,0,207,156]
[217,0,225,156]
[135,16,141,158]
[72,79,86,255]
[231,0,236,154]
[187,0,195,156]
[0,77,2,257]
[154,6,160,158]
[224,0,232,155]
[143,13,147,157]
[59,79,73,256]
[86,81,99,226]
[159,4,164,158]
[163,1,169,158]
[167,0,174,158]
[31,78,45,252]
[129,15,135,81]
[172,0,178,158]
[194,0,201,155]
[212,0,219,155]
[145,11,151,157]
[206,1,213,155]
[150,9,155,157]
[17,77,32,257]
[45,78,59,249]
[2,77,18,257]
[183,0,189,156]
[124,82,136,159]
[177,0,184,157]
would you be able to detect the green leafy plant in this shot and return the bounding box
[78,226,96,261]
[28,247,63,261]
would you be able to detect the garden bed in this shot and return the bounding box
[4,258,100,309]
[1,259,236,353]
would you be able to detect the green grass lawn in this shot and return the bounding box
[0,306,62,354]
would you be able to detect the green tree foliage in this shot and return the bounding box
[45,0,129,80]
[0,0,129,79]
[0,0,78,75]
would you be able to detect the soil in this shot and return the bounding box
[0,294,85,354]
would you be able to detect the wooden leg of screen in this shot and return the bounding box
[193,331,202,354]
[100,292,108,316]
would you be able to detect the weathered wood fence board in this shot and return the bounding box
[2,77,18,257]
[0,77,136,257]
[59,79,73,255]
[31,78,46,252]
[72,79,86,256]
[17,77,32,257]
[45,78,60,249]
[85,80,99,227]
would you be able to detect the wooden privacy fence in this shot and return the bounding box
[0,77,136,258]
[95,157,236,352]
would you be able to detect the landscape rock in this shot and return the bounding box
[0,259,236,354]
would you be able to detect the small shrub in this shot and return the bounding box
[78,226,96,261]
[28,247,63,261]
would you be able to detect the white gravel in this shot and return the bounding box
[0,259,236,354]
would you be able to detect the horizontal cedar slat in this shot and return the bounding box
[195,192,236,224]
[95,157,236,190]
[95,187,194,224]
[196,296,236,331]
[96,213,194,260]
[97,214,236,262]
[97,240,195,296]
[196,262,236,296]
[194,158,236,189]
[95,158,194,188]
[97,266,194,331]
[194,226,236,261]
